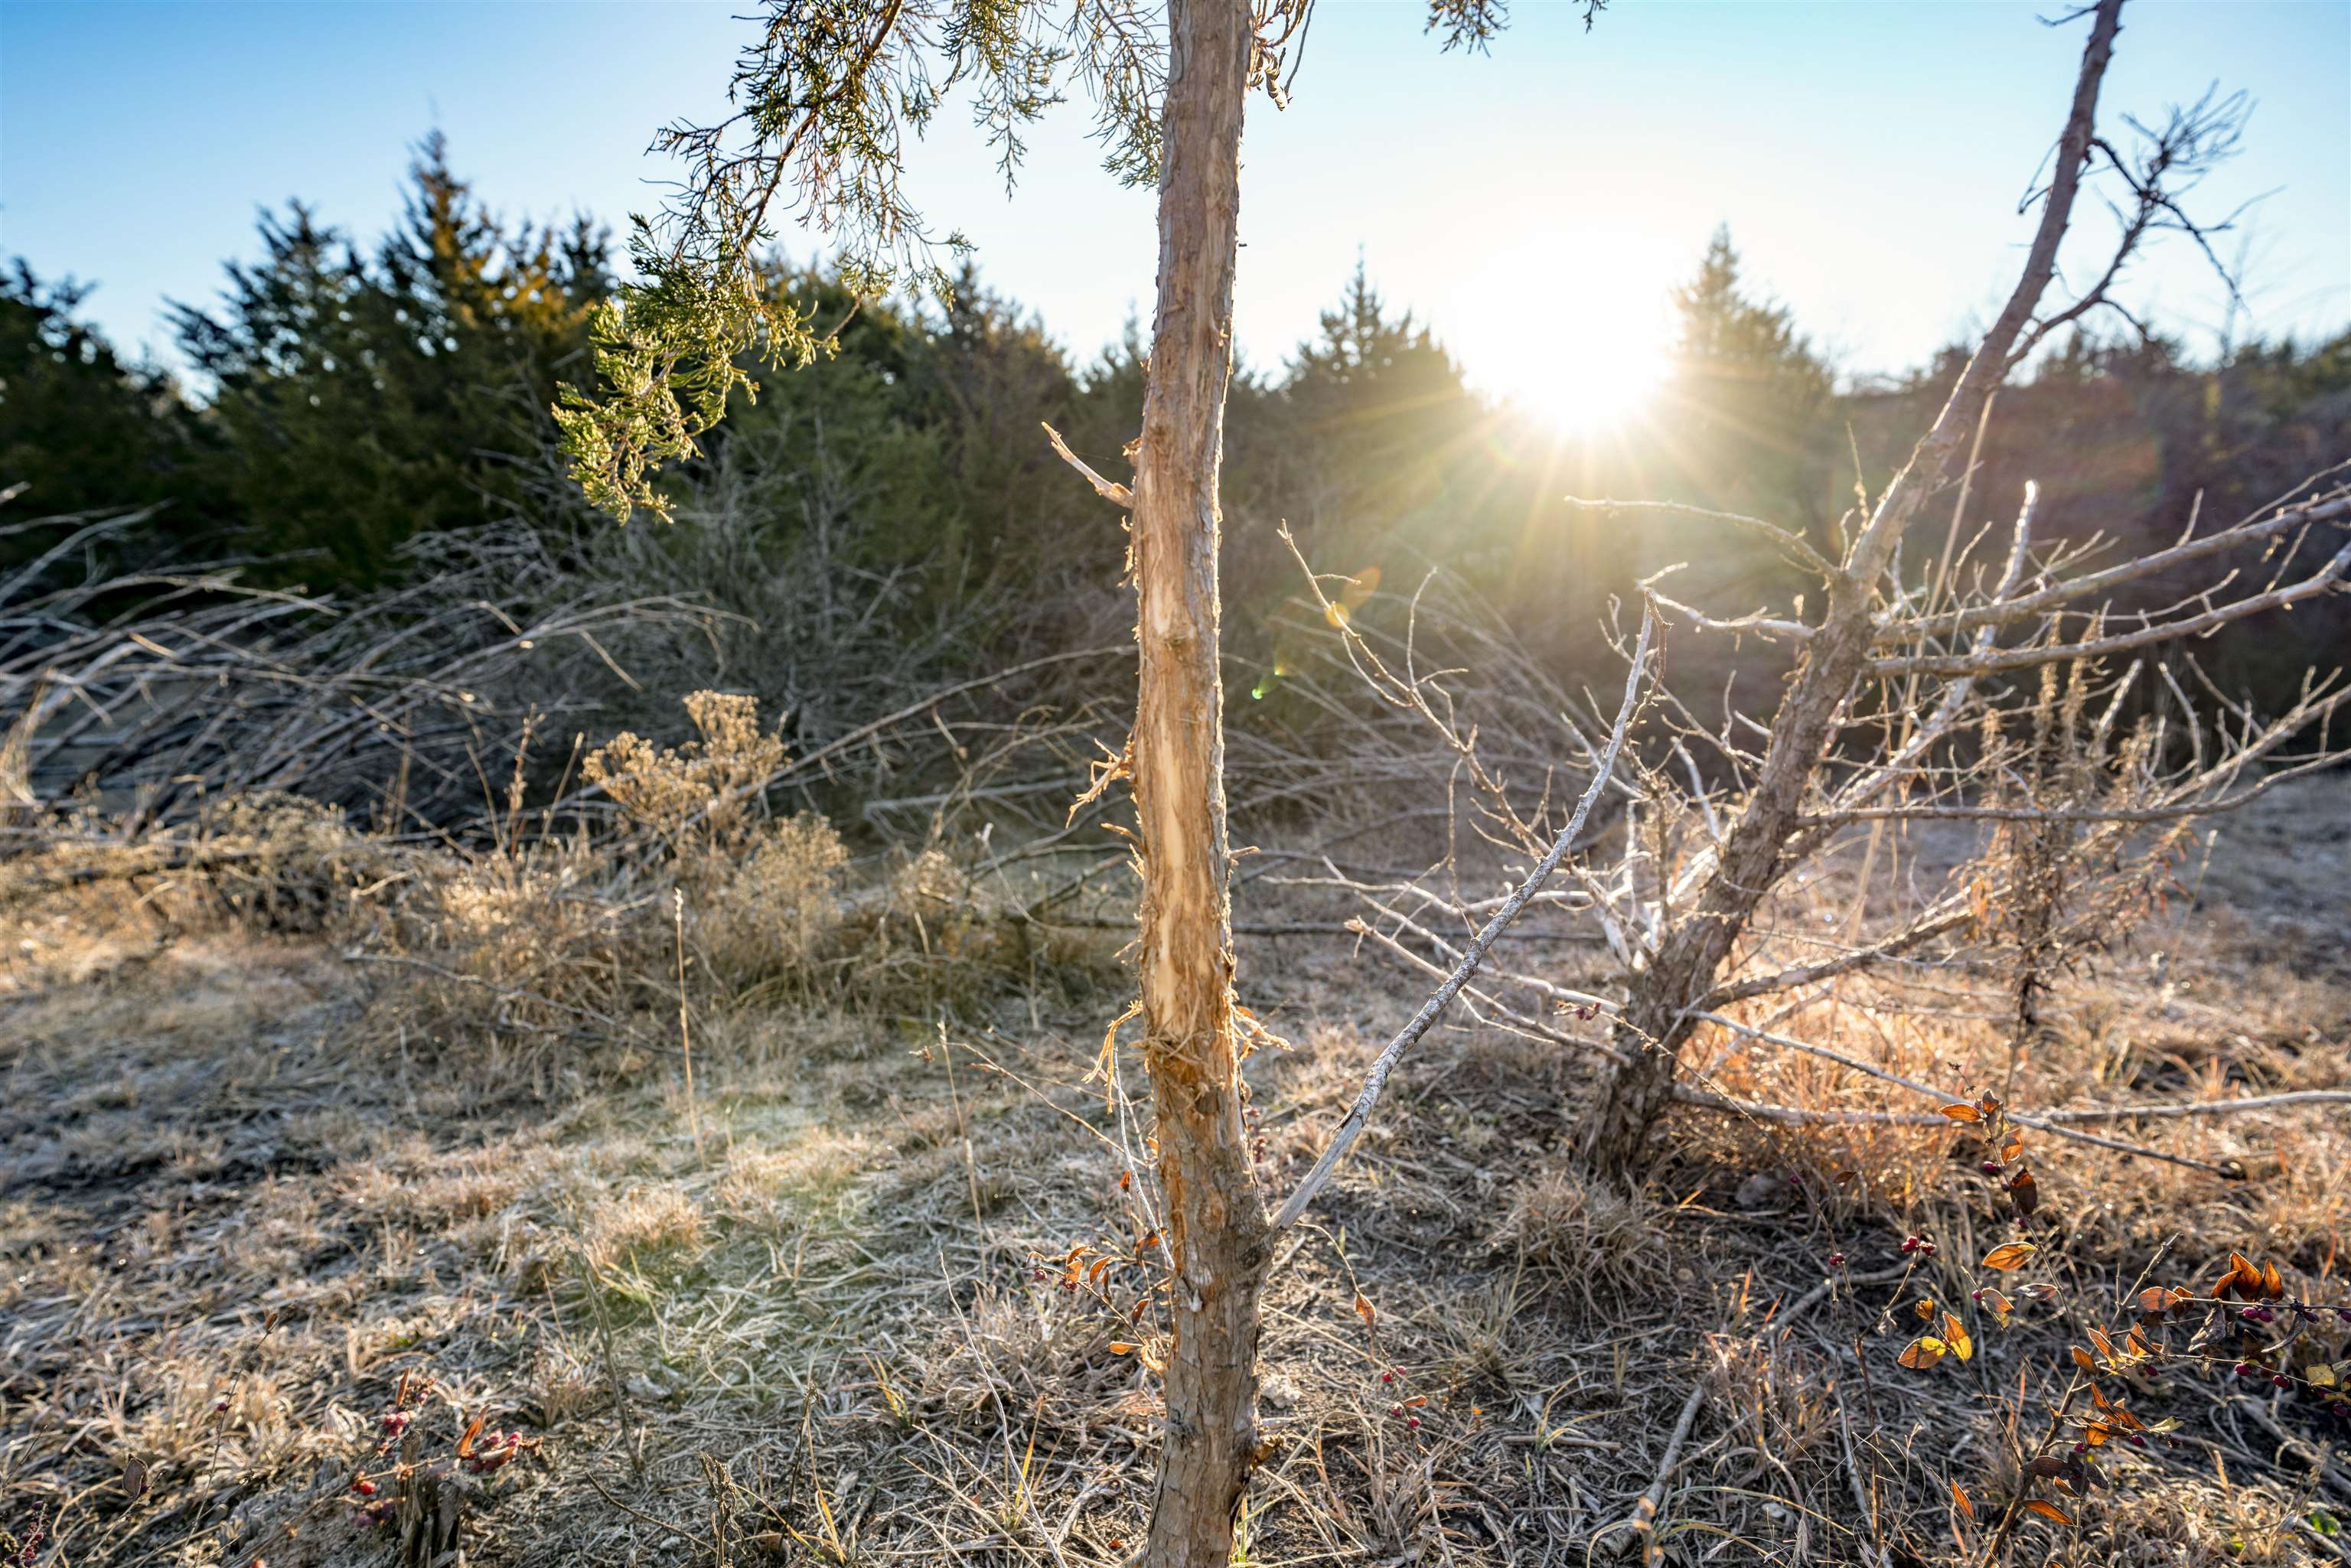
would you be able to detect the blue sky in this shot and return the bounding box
[4,0,2346,408]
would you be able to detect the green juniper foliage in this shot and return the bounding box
[170,135,610,584]
[555,0,1375,523]
[558,2,1140,521]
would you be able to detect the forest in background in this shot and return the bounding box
[8,130,2351,753]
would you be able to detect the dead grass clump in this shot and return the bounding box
[1492,1154,1671,1296]
[2066,1472,2331,1566]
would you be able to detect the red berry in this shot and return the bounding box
[214,1399,231,1413]
[2234,1362,2254,1377]
[2128,1435,2147,1449]
[1390,1404,1403,1417]
[1407,1416,1420,1429]
[355,1480,377,1497]
[1826,1253,1845,1269]
[1981,1162,2000,1175]
[2273,1374,2291,1389]
[1381,1371,1394,1384]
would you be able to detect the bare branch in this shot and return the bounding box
[1272,606,1655,1232]
[1874,488,2351,647]
[1687,1012,2252,1177]
[1865,536,2351,680]
[1040,421,1135,510]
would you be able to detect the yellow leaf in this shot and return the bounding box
[1943,1312,1974,1362]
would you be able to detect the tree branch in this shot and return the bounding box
[1271,606,1655,1232]
[1041,421,1135,509]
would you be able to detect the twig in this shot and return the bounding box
[1684,1013,2253,1178]
[1270,606,1654,1232]
[1672,1086,2351,1125]
[1039,422,1133,508]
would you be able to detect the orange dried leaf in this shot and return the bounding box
[1899,1336,1948,1370]
[1950,1478,1974,1521]
[2024,1500,2072,1525]
[1088,1257,1115,1286]
[1982,1242,2037,1271]
[2261,1261,2284,1300]
[457,1411,486,1459]
[2071,1346,2096,1371]
[1354,1294,1377,1332]
[1939,1103,1982,1123]
[1107,1341,1136,1355]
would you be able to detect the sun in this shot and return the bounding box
[1444,226,1680,434]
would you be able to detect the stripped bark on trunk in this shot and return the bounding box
[1130,2,1268,1563]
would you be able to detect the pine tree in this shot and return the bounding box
[0,263,228,568]
[1665,226,1834,523]
[171,138,611,585]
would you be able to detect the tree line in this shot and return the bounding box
[6,132,2346,699]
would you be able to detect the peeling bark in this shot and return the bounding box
[1130,2,1269,1564]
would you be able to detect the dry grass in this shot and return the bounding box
[4,775,2348,1567]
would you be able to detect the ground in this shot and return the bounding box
[4,776,2350,1568]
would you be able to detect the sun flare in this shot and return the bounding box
[1446,227,1680,434]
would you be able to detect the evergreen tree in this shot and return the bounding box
[0,263,228,566]
[171,136,611,585]
[1664,227,1834,525]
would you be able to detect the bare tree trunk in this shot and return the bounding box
[1577,0,2128,1173]
[1131,2,1267,1566]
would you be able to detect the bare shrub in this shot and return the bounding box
[688,812,850,989]
[583,690,786,852]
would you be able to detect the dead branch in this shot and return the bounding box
[1270,605,1654,1233]
[1039,422,1135,509]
